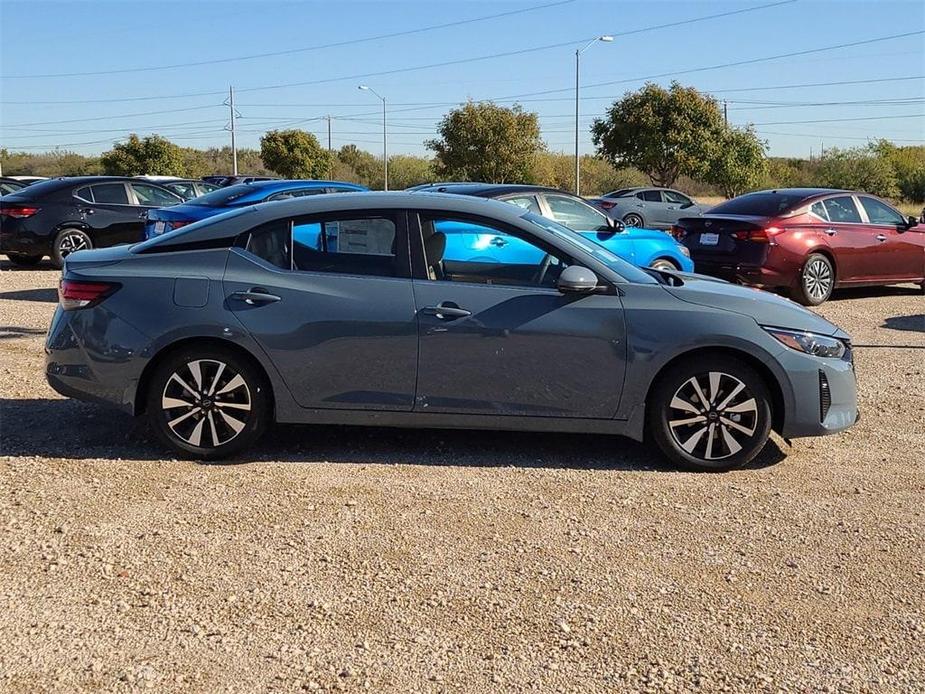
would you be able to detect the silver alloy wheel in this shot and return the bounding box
[803,257,832,301]
[58,232,90,257]
[624,214,643,228]
[160,359,251,448]
[667,371,758,461]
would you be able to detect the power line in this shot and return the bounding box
[0,0,797,105]
[1,1,576,78]
[751,113,925,125]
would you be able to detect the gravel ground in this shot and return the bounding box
[1,260,923,693]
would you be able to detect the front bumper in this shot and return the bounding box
[776,347,858,438]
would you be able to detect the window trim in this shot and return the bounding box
[409,209,583,291]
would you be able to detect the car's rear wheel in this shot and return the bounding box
[791,253,834,306]
[5,253,43,267]
[146,347,271,460]
[623,213,644,228]
[649,258,679,272]
[51,228,92,269]
[648,356,772,472]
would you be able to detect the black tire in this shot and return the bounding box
[791,253,834,306]
[623,213,644,228]
[146,346,271,460]
[647,356,773,472]
[649,258,679,272]
[5,254,43,267]
[51,228,93,269]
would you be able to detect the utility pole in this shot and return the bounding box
[225,86,239,175]
[574,36,613,196]
[326,115,333,179]
[358,85,388,190]
[723,100,728,126]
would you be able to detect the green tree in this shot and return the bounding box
[872,140,925,203]
[705,126,767,198]
[337,144,381,187]
[387,155,436,189]
[817,144,899,199]
[260,129,332,179]
[427,101,544,183]
[100,134,187,176]
[591,82,726,187]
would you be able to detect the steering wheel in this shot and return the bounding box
[533,253,553,286]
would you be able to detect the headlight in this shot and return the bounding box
[764,327,846,358]
[678,245,691,257]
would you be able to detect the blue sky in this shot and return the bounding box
[1,0,923,159]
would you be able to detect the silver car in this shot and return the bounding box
[588,187,704,229]
[45,192,858,471]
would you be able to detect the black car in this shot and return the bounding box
[202,175,279,188]
[0,177,29,196]
[158,179,220,200]
[0,176,182,268]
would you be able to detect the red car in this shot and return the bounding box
[673,188,924,305]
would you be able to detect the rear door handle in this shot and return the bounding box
[230,289,281,305]
[421,304,471,320]
[876,234,887,242]
[489,236,508,248]
[824,228,837,236]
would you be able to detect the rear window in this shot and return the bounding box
[604,189,632,198]
[709,192,809,217]
[185,183,255,207]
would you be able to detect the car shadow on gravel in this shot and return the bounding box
[0,259,55,271]
[0,325,46,339]
[831,285,922,301]
[0,397,786,472]
[0,288,58,303]
[882,314,924,333]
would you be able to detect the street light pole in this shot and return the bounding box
[359,85,388,191]
[574,36,613,196]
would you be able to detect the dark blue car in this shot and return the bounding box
[144,179,367,239]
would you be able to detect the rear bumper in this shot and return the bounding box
[0,229,52,256]
[689,259,795,288]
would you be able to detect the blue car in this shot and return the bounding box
[410,183,694,273]
[144,179,367,239]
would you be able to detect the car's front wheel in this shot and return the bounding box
[649,258,679,272]
[648,356,772,472]
[146,346,271,460]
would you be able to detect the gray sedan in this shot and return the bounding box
[45,193,857,471]
[588,187,704,229]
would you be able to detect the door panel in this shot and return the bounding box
[224,249,418,410]
[413,280,626,418]
[819,196,870,282]
[857,196,924,279]
[84,183,146,245]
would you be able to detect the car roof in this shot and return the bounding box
[742,187,851,197]
[412,182,574,198]
[238,179,365,193]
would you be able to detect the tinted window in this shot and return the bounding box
[810,201,829,220]
[501,195,542,214]
[131,183,180,206]
[293,215,398,277]
[710,192,808,217]
[186,183,254,207]
[330,186,362,193]
[639,190,662,202]
[859,197,904,225]
[91,183,129,204]
[823,196,862,223]
[604,188,632,198]
[544,194,609,231]
[424,215,569,289]
[663,190,692,205]
[164,182,199,200]
[73,186,93,202]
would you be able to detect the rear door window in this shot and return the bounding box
[823,196,862,224]
[543,194,609,231]
[638,190,662,202]
[293,215,399,276]
[809,201,829,221]
[74,186,94,203]
[499,195,542,214]
[90,183,129,205]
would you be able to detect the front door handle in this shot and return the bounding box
[230,289,281,305]
[876,234,887,242]
[824,228,837,236]
[79,208,95,216]
[421,304,471,320]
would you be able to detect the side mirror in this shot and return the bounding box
[904,215,918,230]
[608,217,626,233]
[557,265,599,293]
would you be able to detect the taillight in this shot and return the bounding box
[732,227,782,243]
[598,201,616,210]
[169,220,193,231]
[0,205,40,219]
[669,225,686,240]
[58,279,119,310]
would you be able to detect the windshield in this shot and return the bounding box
[709,192,808,217]
[521,212,658,284]
[185,183,255,207]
